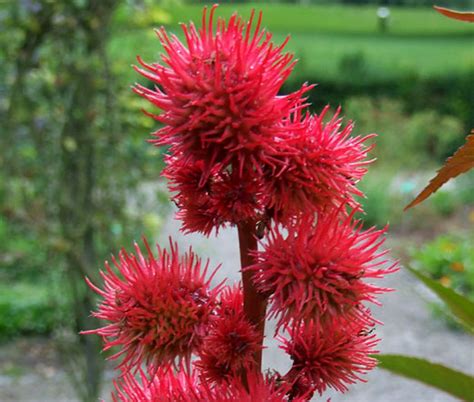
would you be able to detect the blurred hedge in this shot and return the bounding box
[285,69,474,136]
[0,283,63,339]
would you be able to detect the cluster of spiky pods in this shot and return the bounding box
[84,6,398,401]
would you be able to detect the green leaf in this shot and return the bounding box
[408,266,474,333]
[376,354,474,401]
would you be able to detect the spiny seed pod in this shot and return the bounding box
[83,238,222,373]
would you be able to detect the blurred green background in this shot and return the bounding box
[1,0,473,400]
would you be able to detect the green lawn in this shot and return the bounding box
[116,3,474,36]
[111,3,474,82]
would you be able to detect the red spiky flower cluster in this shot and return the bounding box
[247,208,398,330]
[112,365,301,402]
[280,319,379,397]
[83,239,222,373]
[84,5,397,401]
[133,5,374,234]
[195,286,262,383]
[133,6,307,171]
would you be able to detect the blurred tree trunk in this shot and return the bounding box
[59,69,103,400]
[57,1,119,400]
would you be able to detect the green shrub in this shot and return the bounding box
[405,110,464,163]
[284,70,474,132]
[409,234,474,328]
[411,234,474,296]
[344,97,465,169]
[457,172,474,206]
[338,51,370,80]
[430,190,460,217]
[0,283,64,340]
[0,216,49,282]
[356,169,470,231]
[357,170,403,228]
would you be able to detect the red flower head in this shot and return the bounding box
[113,366,301,402]
[247,208,397,329]
[280,319,379,397]
[209,170,263,226]
[264,106,375,221]
[133,5,309,176]
[165,156,264,235]
[163,157,222,235]
[83,238,222,373]
[112,365,202,402]
[196,286,262,383]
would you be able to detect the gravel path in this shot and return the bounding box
[1,208,473,402]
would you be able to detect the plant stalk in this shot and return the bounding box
[238,220,267,371]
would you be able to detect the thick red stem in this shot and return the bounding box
[238,220,267,371]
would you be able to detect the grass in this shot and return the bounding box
[116,3,474,36]
[110,3,474,82]
[274,33,473,79]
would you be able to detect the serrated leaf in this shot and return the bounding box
[434,6,474,22]
[408,266,474,333]
[405,132,474,210]
[376,354,474,401]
